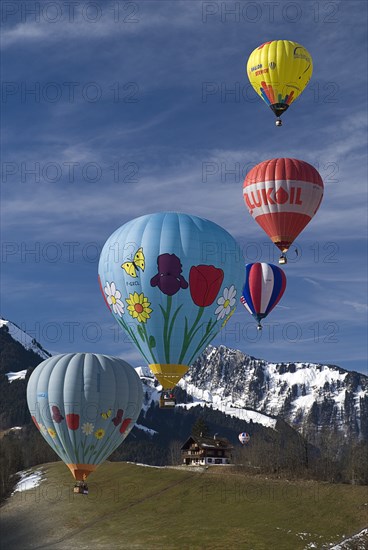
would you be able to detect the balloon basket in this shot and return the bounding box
[275,118,282,126]
[73,481,89,495]
[159,392,176,409]
[279,255,287,265]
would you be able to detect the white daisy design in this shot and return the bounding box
[81,422,94,436]
[39,423,47,435]
[104,281,125,317]
[215,285,237,320]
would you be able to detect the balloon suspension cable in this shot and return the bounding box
[275,118,282,127]
[279,254,287,265]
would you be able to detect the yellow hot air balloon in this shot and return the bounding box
[247,40,313,126]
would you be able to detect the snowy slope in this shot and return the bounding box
[179,345,368,440]
[135,366,279,431]
[1,319,50,360]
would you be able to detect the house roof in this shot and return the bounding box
[181,435,233,450]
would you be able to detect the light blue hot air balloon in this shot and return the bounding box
[98,212,245,394]
[27,353,143,482]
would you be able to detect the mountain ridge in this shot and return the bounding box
[179,344,368,441]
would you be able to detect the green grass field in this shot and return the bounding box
[1,462,367,549]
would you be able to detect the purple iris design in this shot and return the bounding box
[150,253,188,296]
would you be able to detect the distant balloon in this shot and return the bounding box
[98,212,245,391]
[243,158,324,263]
[27,353,143,481]
[241,263,286,330]
[247,40,313,125]
[239,432,250,445]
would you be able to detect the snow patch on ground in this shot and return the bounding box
[135,423,157,435]
[126,461,165,469]
[176,401,277,429]
[12,469,45,493]
[6,370,27,382]
[329,528,368,549]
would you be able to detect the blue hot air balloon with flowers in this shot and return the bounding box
[98,212,245,402]
[27,353,143,486]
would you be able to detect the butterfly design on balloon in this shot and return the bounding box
[100,409,112,420]
[121,247,145,278]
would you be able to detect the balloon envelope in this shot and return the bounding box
[98,212,244,390]
[241,263,286,326]
[239,432,250,445]
[243,158,324,254]
[27,353,143,481]
[247,40,313,119]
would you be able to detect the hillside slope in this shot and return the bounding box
[1,462,367,550]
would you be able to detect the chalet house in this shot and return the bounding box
[181,435,233,466]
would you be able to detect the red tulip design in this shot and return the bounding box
[66,413,79,430]
[119,418,132,434]
[189,265,224,307]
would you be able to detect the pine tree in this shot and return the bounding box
[192,416,210,438]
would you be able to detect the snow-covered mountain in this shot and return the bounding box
[1,317,366,442]
[0,319,50,361]
[178,345,368,441]
[137,366,279,431]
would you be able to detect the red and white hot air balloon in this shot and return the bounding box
[239,432,251,445]
[243,158,324,263]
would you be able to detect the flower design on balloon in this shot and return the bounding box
[82,422,94,436]
[112,409,124,427]
[178,265,224,365]
[215,285,237,320]
[150,254,188,363]
[150,254,188,296]
[126,292,152,323]
[51,405,64,423]
[66,413,80,430]
[39,423,47,435]
[95,428,105,440]
[104,281,125,317]
[119,418,132,434]
[221,307,236,328]
[48,427,57,438]
[189,265,224,306]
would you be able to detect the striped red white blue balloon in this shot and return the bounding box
[240,263,286,330]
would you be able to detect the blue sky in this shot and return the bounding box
[1,0,367,374]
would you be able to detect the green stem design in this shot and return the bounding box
[54,428,68,462]
[93,436,118,465]
[72,428,79,463]
[187,320,219,365]
[85,444,95,463]
[118,317,151,363]
[179,307,205,364]
[81,436,90,461]
[168,304,183,349]
[160,295,172,362]
[141,323,157,363]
